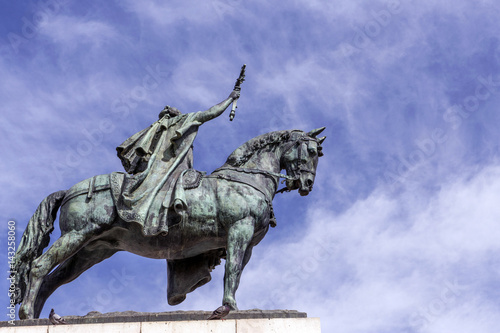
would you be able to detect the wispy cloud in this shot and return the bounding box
[119,0,220,27]
[235,164,500,332]
[2,1,500,331]
[39,15,118,50]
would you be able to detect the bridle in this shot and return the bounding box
[279,136,318,187]
[213,135,318,195]
[208,129,324,227]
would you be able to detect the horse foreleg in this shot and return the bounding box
[19,231,91,319]
[34,243,119,318]
[223,216,255,310]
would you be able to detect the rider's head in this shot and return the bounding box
[159,105,182,119]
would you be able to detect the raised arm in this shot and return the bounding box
[194,89,240,123]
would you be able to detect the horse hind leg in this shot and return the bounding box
[20,177,118,319]
[34,241,120,318]
[19,230,94,319]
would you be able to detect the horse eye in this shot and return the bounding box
[308,148,317,156]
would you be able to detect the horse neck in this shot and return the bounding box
[241,145,282,174]
[217,144,282,199]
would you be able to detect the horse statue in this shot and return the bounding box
[12,97,325,321]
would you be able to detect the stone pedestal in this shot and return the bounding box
[1,310,321,333]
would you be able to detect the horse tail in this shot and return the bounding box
[11,190,67,305]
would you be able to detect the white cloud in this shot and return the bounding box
[119,0,220,27]
[39,15,118,50]
[233,164,500,332]
[2,1,500,330]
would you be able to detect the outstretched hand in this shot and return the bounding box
[229,89,240,100]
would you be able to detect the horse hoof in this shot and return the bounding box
[167,294,186,306]
[19,305,29,320]
[223,299,238,311]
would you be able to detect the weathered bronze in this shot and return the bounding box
[12,70,326,320]
[229,64,246,121]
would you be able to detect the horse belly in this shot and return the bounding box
[126,178,225,259]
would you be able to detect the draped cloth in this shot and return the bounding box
[110,111,203,236]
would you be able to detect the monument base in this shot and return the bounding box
[4,318,321,333]
[1,310,321,332]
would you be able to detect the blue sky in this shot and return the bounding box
[1,0,500,331]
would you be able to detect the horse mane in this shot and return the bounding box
[226,129,305,167]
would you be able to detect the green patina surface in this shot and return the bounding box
[11,68,326,320]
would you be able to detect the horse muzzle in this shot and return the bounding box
[286,178,300,192]
[288,177,312,196]
[298,189,309,196]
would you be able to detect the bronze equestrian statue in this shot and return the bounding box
[11,68,326,319]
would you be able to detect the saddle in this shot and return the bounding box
[180,169,206,189]
[171,169,206,218]
[61,173,120,207]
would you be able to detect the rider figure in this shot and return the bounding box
[113,89,240,235]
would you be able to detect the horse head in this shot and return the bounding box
[281,127,326,196]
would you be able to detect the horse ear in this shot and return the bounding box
[307,127,326,138]
[318,136,326,144]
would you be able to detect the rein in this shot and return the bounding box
[213,135,318,195]
[215,166,296,181]
[211,166,294,197]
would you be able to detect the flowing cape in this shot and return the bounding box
[110,112,202,235]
